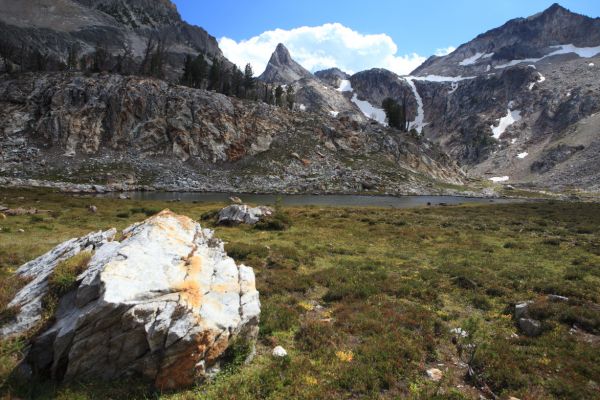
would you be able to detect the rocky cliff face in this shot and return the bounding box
[74,0,181,28]
[0,0,227,80]
[0,72,465,194]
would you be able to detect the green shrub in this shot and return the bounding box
[255,203,292,231]
[48,251,93,298]
[225,242,268,268]
[542,238,561,246]
[267,245,302,269]
[29,215,45,223]
[295,319,339,353]
[200,210,219,221]
[503,241,525,249]
[0,305,20,325]
[220,337,254,373]
[260,299,301,336]
[116,211,130,219]
[130,207,160,217]
[470,293,493,310]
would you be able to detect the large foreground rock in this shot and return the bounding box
[2,210,260,389]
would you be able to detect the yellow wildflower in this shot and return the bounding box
[335,350,354,362]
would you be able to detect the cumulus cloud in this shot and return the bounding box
[435,46,457,56]
[218,23,427,76]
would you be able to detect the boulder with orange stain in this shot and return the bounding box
[10,210,260,389]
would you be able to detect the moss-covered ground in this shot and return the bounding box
[0,189,599,399]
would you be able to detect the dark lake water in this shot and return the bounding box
[100,192,523,208]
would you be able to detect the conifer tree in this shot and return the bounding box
[275,85,284,107]
[286,85,295,110]
[243,63,255,98]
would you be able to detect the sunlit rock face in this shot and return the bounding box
[3,210,260,389]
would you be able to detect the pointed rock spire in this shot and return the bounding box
[258,43,314,84]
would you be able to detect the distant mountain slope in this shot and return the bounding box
[0,0,228,80]
[342,3,600,192]
[412,3,600,77]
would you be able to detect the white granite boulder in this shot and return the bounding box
[217,204,273,225]
[1,229,117,337]
[2,210,260,389]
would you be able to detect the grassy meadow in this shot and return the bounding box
[0,189,599,399]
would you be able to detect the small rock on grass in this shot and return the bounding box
[229,196,243,204]
[518,318,542,337]
[426,368,443,381]
[514,301,532,319]
[548,294,569,302]
[272,346,288,358]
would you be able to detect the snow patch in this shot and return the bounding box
[337,79,386,125]
[590,63,596,67]
[489,176,510,182]
[511,138,517,144]
[351,94,387,125]
[337,79,353,92]
[496,44,600,69]
[403,77,425,133]
[517,152,529,159]
[491,109,521,140]
[410,75,475,82]
[459,52,493,66]
[329,110,339,117]
[528,73,546,90]
[298,104,306,112]
[448,82,459,94]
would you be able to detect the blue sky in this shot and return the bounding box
[172,0,600,75]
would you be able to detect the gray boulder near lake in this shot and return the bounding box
[217,204,274,225]
[1,210,261,389]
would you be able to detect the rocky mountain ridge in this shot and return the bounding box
[0,1,598,193]
[0,72,465,194]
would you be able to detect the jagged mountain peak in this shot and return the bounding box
[540,3,570,16]
[258,43,314,85]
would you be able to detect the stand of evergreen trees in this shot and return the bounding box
[0,36,298,110]
[382,97,408,131]
[181,55,296,109]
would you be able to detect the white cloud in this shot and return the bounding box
[218,23,427,76]
[435,46,456,56]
